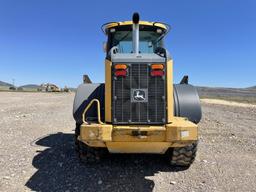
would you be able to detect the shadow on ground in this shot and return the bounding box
[26,132,187,192]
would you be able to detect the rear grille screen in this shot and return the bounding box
[112,63,166,124]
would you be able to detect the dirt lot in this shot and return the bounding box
[0,92,255,192]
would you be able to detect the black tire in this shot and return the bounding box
[74,123,80,152]
[74,124,106,163]
[169,142,198,167]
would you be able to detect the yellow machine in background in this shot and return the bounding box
[41,83,61,92]
[73,13,201,166]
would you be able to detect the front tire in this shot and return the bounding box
[169,142,198,167]
[74,124,106,164]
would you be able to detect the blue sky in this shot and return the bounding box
[0,0,255,88]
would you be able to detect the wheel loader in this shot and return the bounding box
[73,13,201,167]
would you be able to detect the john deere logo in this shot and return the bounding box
[131,89,148,103]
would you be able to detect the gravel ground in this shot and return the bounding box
[0,92,255,192]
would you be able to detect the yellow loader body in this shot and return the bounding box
[73,13,201,166]
[79,117,197,154]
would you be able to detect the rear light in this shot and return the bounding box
[114,64,128,77]
[151,64,164,77]
[151,70,164,77]
[115,69,127,77]
[115,64,127,70]
[151,64,164,70]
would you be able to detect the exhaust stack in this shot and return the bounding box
[132,12,140,55]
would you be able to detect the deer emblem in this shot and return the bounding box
[134,90,145,101]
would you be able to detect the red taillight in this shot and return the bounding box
[115,70,127,77]
[150,64,164,77]
[151,70,164,77]
[114,64,128,77]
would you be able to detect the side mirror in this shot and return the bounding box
[103,42,107,53]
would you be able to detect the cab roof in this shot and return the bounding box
[102,21,169,35]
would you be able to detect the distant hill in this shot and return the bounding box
[0,80,13,87]
[18,84,43,91]
[247,86,256,90]
[197,86,256,104]
[18,84,42,89]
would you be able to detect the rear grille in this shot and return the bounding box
[112,63,166,124]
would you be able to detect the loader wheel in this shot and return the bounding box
[74,124,106,163]
[74,124,80,152]
[78,141,103,163]
[169,142,198,167]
